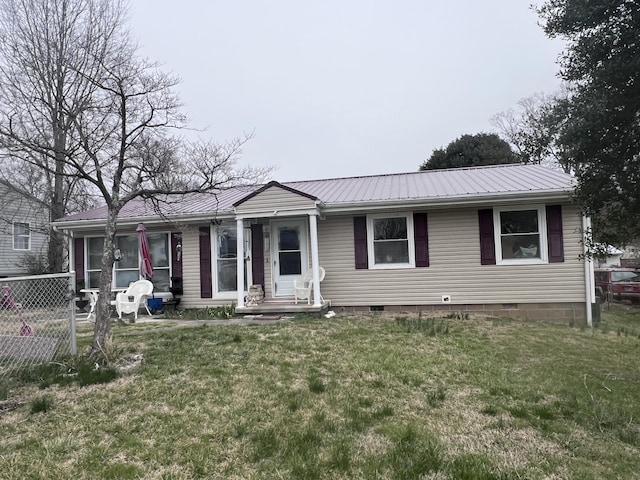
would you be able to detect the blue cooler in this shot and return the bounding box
[147,298,163,312]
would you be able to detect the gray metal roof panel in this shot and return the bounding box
[56,164,574,224]
[285,164,573,203]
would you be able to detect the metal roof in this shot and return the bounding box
[55,164,574,225]
[286,163,573,204]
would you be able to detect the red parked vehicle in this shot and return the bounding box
[594,268,640,304]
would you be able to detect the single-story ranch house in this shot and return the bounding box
[54,164,597,325]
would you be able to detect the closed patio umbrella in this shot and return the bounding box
[137,223,153,280]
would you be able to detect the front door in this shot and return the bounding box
[272,219,308,296]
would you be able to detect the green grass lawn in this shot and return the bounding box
[1,306,639,479]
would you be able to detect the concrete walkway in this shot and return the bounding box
[133,315,294,327]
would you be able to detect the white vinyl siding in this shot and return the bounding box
[180,228,204,306]
[169,202,586,310]
[0,182,49,276]
[235,186,316,216]
[316,203,585,307]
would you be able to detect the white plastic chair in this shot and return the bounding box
[111,279,154,320]
[294,267,325,305]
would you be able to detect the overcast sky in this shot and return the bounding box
[130,1,564,182]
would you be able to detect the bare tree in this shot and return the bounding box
[0,0,122,271]
[491,91,573,174]
[0,0,268,357]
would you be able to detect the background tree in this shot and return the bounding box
[536,0,640,247]
[420,133,518,170]
[491,91,574,173]
[0,0,122,272]
[0,0,268,357]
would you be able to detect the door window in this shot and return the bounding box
[278,227,302,275]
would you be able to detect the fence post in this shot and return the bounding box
[69,273,77,355]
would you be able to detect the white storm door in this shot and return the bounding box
[272,219,308,297]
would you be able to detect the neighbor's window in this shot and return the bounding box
[495,208,547,263]
[13,222,30,250]
[367,214,414,268]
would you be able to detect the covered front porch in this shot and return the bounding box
[232,181,329,314]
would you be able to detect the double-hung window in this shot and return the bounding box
[216,227,239,292]
[86,237,104,287]
[367,213,415,268]
[214,225,248,294]
[494,207,547,264]
[13,222,30,250]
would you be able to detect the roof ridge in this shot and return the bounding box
[0,178,50,208]
[284,163,532,184]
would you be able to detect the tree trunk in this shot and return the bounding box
[48,101,68,273]
[90,206,119,358]
[48,180,65,272]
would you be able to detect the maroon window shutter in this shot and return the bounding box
[251,224,265,290]
[478,209,496,265]
[73,237,85,289]
[199,227,212,298]
[171,232,183,278]
[353,216,368,269]
[413,212,429,267]
[73,237,84,280]
[546,205,564,263]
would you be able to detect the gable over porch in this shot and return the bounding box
[232,181,329,314]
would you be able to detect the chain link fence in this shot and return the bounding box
[0,273,76,381]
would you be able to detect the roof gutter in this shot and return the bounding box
[53,189,572,229]
[53,210,237,230]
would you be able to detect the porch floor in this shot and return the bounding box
[235,297,331,316]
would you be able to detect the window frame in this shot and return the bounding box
[493,206,548,265]
[85,232,172,292]
[366,212,415,269]
[12,222,31,251]
[212,224,250,297]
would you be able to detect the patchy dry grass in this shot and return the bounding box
[1,307,640,479]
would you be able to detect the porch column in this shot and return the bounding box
[309,213,322,307]
[236,218,245,308]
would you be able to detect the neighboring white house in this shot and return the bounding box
[54,164,595,325]
[595,245,624,268]
[621,242,640,268]
[0,179,50,277]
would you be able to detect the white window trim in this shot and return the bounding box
[493,206,548,265]
[366,212,415,269]
[211,224,251,298]
[12,222,31,251]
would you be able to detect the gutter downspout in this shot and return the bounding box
[582,216,594,327]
